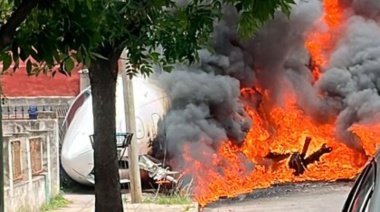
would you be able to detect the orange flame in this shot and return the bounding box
[349,123,380,157]
[181,92,371,207]
[305,0,344,82]
[177,0,378,207]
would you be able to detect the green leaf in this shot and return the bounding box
[162,65,173,73]
[2,53,12,72]
[148,52,160,63]
[64,57,75,72]
[12,58,19,72]
[26,60,32,75]
[76,50,83,62]
[68,0,75,11]
[19,48,28,61]
[86,0,93,10]
[53,51,60,63]
[32,67,40,76]
[84,55,92,67]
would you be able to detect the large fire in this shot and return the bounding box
[177,0,380,208]
[304,0,344,82]
[182,89,372,206]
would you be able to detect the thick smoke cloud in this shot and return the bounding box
[249,0,322,106]
[153,0,380,170]
[317,14,380,149]
[343,0,380,19]
[249,0,380,151]
[154,68,252,168]
[152,68,253,168]
[158,70,249,144]
[151,5,254,167]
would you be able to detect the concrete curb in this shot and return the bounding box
[53,194,200,212]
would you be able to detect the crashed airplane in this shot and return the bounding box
[60,74,177,186]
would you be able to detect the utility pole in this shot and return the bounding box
[120,49,142,203]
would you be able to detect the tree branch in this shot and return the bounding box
[0,0,39,50]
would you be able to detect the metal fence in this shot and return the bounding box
[2,105,70,143]
[2,104,68,118]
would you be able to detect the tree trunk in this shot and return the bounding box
[89,54,123,212]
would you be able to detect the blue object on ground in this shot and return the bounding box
[28,106,38,119]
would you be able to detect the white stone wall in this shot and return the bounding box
[2,96,75,107]
[3,118,60,212]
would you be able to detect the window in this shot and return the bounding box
[151,113,161,133]
[64,89,91,128]
[30,137,44,175]
[135,117,144,139]
[349,162,376,212]
[11,140,22,181]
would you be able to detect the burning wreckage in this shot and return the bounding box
[61,0,380,208]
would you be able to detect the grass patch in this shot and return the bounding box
[40,193,70,211]
[123,179,196,206]
[143,194,193,205]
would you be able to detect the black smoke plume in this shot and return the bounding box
[152,0,380,174]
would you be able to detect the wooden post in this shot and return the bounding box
[120,49,142,203]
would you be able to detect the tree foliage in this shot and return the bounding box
[1,0,221,76]
[231,0,295,38]
[0,0,295,76]
[0,0,296,211]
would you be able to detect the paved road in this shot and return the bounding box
[203,182,352,212]
[58,181,353,212]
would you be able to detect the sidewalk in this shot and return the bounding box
[52,194,93,212]
[53,193,199,212]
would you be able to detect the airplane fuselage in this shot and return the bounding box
[60,75,169,185]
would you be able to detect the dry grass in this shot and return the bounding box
[125,178,196,205]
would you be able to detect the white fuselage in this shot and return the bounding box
[60,75,169,185]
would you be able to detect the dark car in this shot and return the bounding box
[342,151,380,212]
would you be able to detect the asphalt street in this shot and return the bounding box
[203,181,353,212]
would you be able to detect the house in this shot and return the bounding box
[0,61,85,211]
